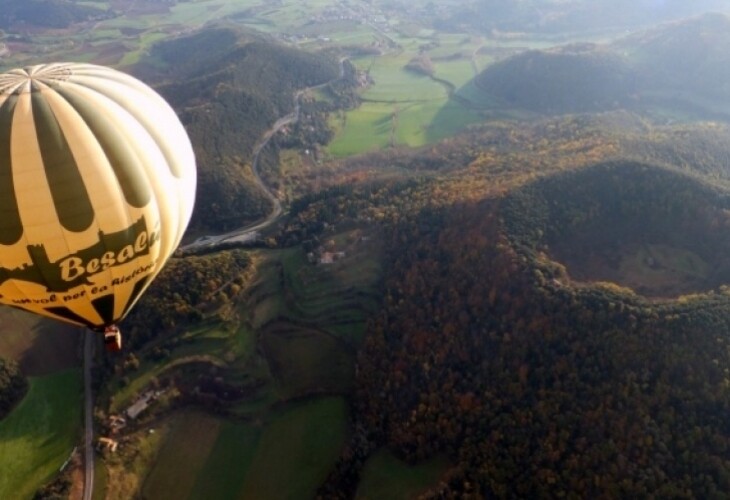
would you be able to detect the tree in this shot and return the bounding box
[0,358,27,420]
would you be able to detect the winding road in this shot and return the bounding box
[179,104,294,252]
[182,57,347,253]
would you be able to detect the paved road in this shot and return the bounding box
[182,58,347,253]
[82,331,94,500]
[180,113,287,252]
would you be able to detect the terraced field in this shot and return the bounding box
[99,230,382,498]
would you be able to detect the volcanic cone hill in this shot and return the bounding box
[475,44,636,114]
[503,161,730,297]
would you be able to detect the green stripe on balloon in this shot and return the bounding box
[0,96,26,245]
[31,86,96,232]
[69,78,184,178]
[55,86,152,209]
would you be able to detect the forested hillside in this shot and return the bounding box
[476,45,635,113]
[139,27,342,231]
[344,199,730,497]
[123,250,252,350]
[505,161,730,295]
[290,113,730,498]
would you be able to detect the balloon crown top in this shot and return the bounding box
[0,63,74,96]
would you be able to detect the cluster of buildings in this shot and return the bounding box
[98,389,166,453]
[309,4,389,30]
[309,249,347,265]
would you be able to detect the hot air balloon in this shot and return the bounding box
[0,62,196,350]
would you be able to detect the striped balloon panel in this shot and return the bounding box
[0,63,196,328]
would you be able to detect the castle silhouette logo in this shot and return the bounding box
[0,217,160,293]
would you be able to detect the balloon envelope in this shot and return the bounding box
[0,62,196,328]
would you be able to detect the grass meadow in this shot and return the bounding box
[397,100,482,145]
[356,450,451,500]
[253,240,380,400]
[327,102,395,156]
[142,412,224,500]
[433,58,477,88]
[238,397,348,499]
[262,323,356,399]
[362,58,446,102]
[327,96,482,156]
[188,421,260,500]
[0,370,82,500]
[327,40,488,157]
[141,398,346,500]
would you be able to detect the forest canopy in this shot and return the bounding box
[308,113,730,498]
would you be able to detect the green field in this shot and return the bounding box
[327,102,395,156]
[328,97,482,156]
[0,370,82,500]
[142,413,225,500]
[326,43,487,157]
[239,397,348,499]
[398,100,482,145]
[189,421,260,500]
[456,80,501,109]
[363,57,446,102]
[356,450,451,500]
[141,398,346,500]
[433,58,478,88]
[263,324,356,399]
[300,23,379,46]
[254,242,380,399]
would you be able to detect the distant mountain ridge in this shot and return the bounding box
[475,13,730,117]
[616,12,730,99]
[0,0,110,30]
[436,0,729,34]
